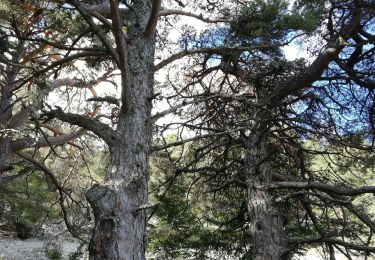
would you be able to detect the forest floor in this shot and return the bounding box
[0,222,86,260]
[0,237,81,260]
[0,222,365,260]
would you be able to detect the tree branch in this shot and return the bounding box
[67,0,120,65]
[263,3,362,107]
[17,51,107,89]
[15,151,84,240]
[152,127,244,151]
[336,60,375,90]
[144,0,162,40]
[43,108,116,146]
[15,152,74,201]
[154,45,284,71]
[270,181,375,196]
[50,69,114,89]
[87,96,120,106]
[82,0,131,18]
[290,237,375,253]
[344,203,375,233]
[158,9,229,23]
[150,94,228,122]
[108,0,130,113]
[10,129,85,152]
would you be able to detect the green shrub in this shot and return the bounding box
[46,247,62,260]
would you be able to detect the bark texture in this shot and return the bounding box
[0,43,23,183]
[85,1,155,259]
[244,132,289,259]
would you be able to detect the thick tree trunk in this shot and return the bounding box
[244,133,289,259]
[0,48,18,180]
[0,139,11,177]
[85,1,154,259]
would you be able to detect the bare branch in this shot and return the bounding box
[336,60,375,90]
[10,129,85,152]
[15,152,73,201]
[344,203,375,233]
[150,94,229,122]
[158,9,229,23]
[290,237,375,253]
[50,69,114,89]
[67,0,120,65]
[152,127,244,151]
[43,108,116,146]
[83,0,131,18]
[154,45,284,71]
[144,0,162,40]
[108,0,130,113]
[270,181,375,196]
[87,96,120,106]
[20,34,100,52]
[17,51,107,89]
[15,151,84,240]
[109,0,128,68]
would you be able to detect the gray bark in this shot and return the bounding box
[242,5,362,258]
[0,139,11,176]
[244,132,289,259]
[85,1,155,259]
[0,43,24,182]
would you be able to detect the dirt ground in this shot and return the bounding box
[0,237,81,260]
[0,222,86,260]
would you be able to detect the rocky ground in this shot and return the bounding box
[0,222,87,260]
[0,222,365,260]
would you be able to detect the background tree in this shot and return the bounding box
[0,0,113,242]
[151,0,375,259]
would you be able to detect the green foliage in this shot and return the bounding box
[294,139,375,248]
[148,176,251,258]
[0,143,107,239]
[46,247,62,260]
[1,170,58,225]
[230,0,323,42]
[148,137,252,258]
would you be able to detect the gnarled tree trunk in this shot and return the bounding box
[0,43,22,183]
[244,132,289,259]
[85,1,155,259]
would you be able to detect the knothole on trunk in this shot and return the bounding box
[256,222,262,231]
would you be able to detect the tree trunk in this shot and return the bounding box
[0,139,11,178]
[85,1,154,259]
[0,94,12,181]
[244,133,289,259]
[0,44,20,180]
